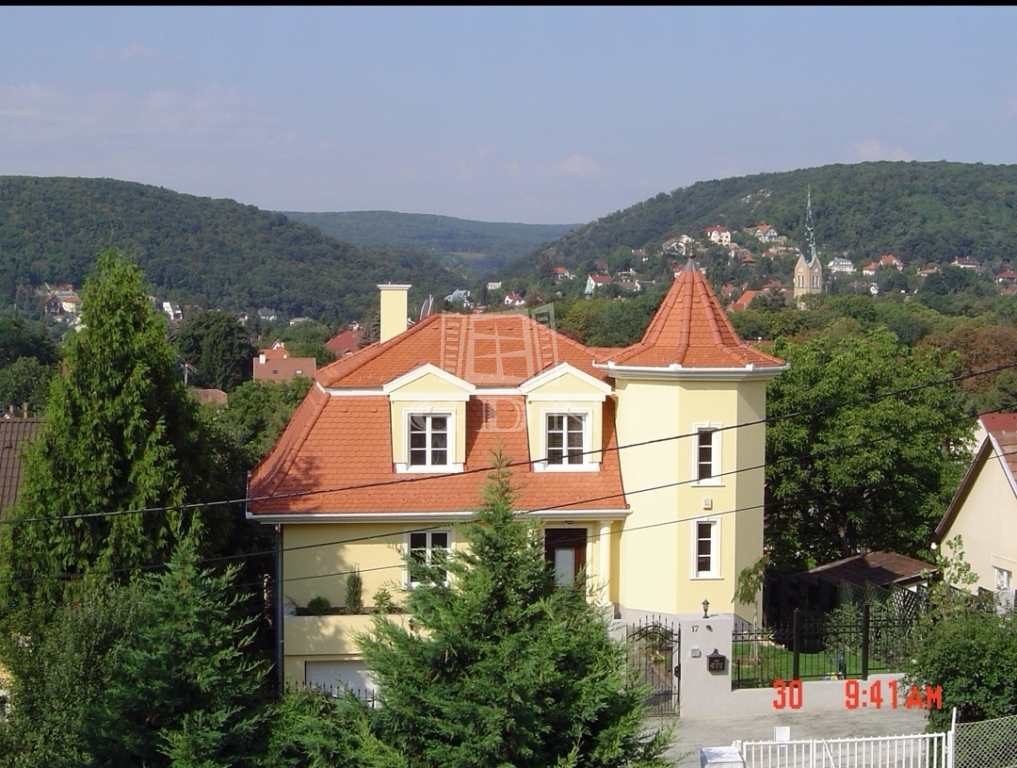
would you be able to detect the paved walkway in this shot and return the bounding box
[658,706,929,766]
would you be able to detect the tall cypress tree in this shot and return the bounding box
[0,249,233,606]
[358,461,673,768]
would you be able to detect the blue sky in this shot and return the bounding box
[2,7,1015,224]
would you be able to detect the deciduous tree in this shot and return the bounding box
[176,309,257,392]
[765,328,972,571]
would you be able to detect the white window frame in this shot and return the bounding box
[995,566,1012,592]
[535,407,597,472]
[396,410,463,474]
[407,529,451,587]
[692,422,722,486]
[691,517,721,579]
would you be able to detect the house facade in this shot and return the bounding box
[248,259,787,690]
[935,413,1017,607]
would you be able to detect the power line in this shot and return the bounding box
[2,404,1003,591]
[2,357,1006,528]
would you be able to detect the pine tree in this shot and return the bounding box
[358,460,673,768]
[0,249,238,605]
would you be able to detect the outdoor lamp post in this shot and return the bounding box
[702,598,709,619]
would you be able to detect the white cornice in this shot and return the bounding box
[519,362,612,396]
[247,508,631,524]
[594,360,789,381]
[382,363,476,397]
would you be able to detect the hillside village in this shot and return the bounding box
[4,165,1017,765]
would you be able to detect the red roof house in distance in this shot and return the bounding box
[705,225,731,245]
[252,341,316,382]
[325,328,363,357]
[247,261,787,695]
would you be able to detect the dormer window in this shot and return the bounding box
[409,414,449,468]
[547,414,585,465]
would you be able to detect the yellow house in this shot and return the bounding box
[934,413,1017,606]
[248,259,787,690]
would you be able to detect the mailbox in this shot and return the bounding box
[706,649,727,673]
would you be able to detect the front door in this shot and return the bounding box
[544,528,587,586]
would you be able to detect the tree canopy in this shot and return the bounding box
[358,463,672,768]
[176,309,258,392]
[0,249,242,605]
[764,328,973,571]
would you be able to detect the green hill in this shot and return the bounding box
[511,161,1017,277]
[280,210,579,275]
[0,177,456,321]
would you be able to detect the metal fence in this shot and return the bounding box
[626,616,680,717]
[732,605,914,689]
[954,712,1017,768]
[739,732,951,768]
[285,681,378,707]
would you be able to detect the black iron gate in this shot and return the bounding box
[626,617,680,717]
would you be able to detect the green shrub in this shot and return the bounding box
[373,588,393,614]
[306,596,331,616]
[346,568,364,614]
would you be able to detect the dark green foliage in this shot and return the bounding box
[346,568,364,614]
[765,328,973,571]
[0,177,456,320]
[0,316,58,368]
[176,309,258,392]
[358,463,673,768]
[307,596,332,616]
[0,355,52,413]
[0,540,270,767]
[88,540,270,768]
[283,210,577,277]
[0,581,139,767]
[262,690,406,768]
[206,377,312,465]
[556,286,668,347]
[0,250,242,605]
[905,540,1016,730]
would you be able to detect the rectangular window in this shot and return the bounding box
[995,566,1012,591]
[694,519,719,578]
[546,414,585,465]
[409,414,448,467]
[409,531,449,586]
[697,428,716,481]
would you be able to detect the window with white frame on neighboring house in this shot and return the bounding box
[693,519,719,578]
[995,566,1012,592]
[694,425,721,484]
[408,531,449,586]
[409,413,449,468]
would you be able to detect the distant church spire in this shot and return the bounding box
[804,185,817,262]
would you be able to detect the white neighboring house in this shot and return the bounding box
[827,257,856,274]
[162,302,182,322]
[935,413,1017,609]
[704,226,731,245]
[503,292,526,308]
[584,274,613,297]
[751,224,779,243]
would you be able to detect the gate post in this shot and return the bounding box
[792,608,800,681]
[861,602,870,680]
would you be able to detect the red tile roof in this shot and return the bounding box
[0,418,43,520]
[602,260,786,369]
[315,312,608,389]
[325,328,362,356]
[249,394,626,515]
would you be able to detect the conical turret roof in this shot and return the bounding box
[600,258,786,372]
